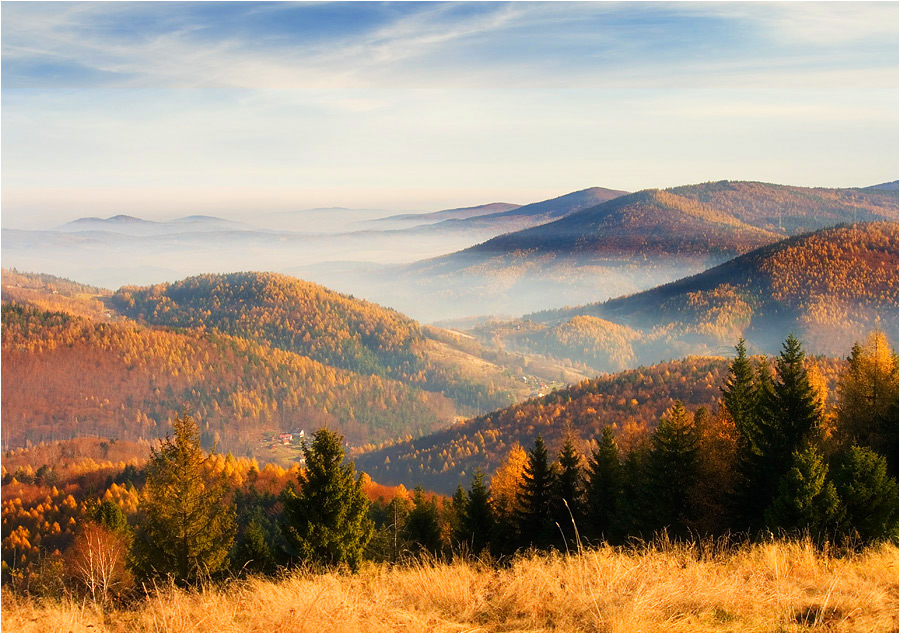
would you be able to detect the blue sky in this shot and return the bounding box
[2,1,897,226]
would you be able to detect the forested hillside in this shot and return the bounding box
[462,189,780,260]
[111,272,519,413]
[355,353,846,493]
[669,181,898,235]
[2,303,456,451]
[508,222,898,370]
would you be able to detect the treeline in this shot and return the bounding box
[2,332,895,605]
[357,353,847,493]
[375,332,897,559]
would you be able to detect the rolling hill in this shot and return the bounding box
[377,189,782,320]
[369,182,898,321]
[667,181,898,235]
[1,269,550,458]
[58,214,261,236]
[1,302,456,453]
[521,222,898,366]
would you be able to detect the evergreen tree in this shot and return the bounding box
[404,486,442,554]
[833,446,898,542]
[281,428,373,571]
[130,413,236,585]
[553,434,583,547]
[232,516,274,574]
[643,401,699,537]
[93,500,130,535]
[722,338,757,441]
[724,340,765,530]
[584,427,623,543]
[458,469,494,555]
[516,436,557,549]
[767,335,821,460]
[619,438,651,539]
[446,485,468,550]
[741,336,822,531]
[764,445,842,538]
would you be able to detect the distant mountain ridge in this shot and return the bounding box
[462,188,780,259]
[421,186,629,234]
[864,180,899,191]
[367,202,523,228]
[58,214,259,235]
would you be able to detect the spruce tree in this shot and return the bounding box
[721,338,757,440]
[553,434,583,547]
[281,428,373,571]
[833,446,898,542]
[447,484,468,549]
[516,436,557,549]
[584,427,623,543]
[764,445,842,538]
[404,486,442,554]
[459,469,494,555]
[743,336,822,532]
[232,516,274,574]
[643,401,699,537]
[130,413,236,585]
[767,334,821,462]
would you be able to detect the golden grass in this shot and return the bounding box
[3,539,897,633]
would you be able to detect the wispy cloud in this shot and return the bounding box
[1,2,896,225]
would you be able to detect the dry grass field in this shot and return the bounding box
[2,538,897,633]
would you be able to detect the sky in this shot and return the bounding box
[2,1,898,227]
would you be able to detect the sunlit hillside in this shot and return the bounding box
[1,302,456,451]
[519,222,898,368]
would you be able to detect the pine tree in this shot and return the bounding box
[459,469,494,555]
[516,436,557,549]
[584,427,623,543]
[643,401,699,537]
[281,428,373,571]
[130,413,236,584]
[405,486,442,554]
[833,446,898,542]
[764,445,842,538]
[553,434,583,547]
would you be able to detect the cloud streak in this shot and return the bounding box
[2,2,896,227]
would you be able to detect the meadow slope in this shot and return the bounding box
[3,539,896,633]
